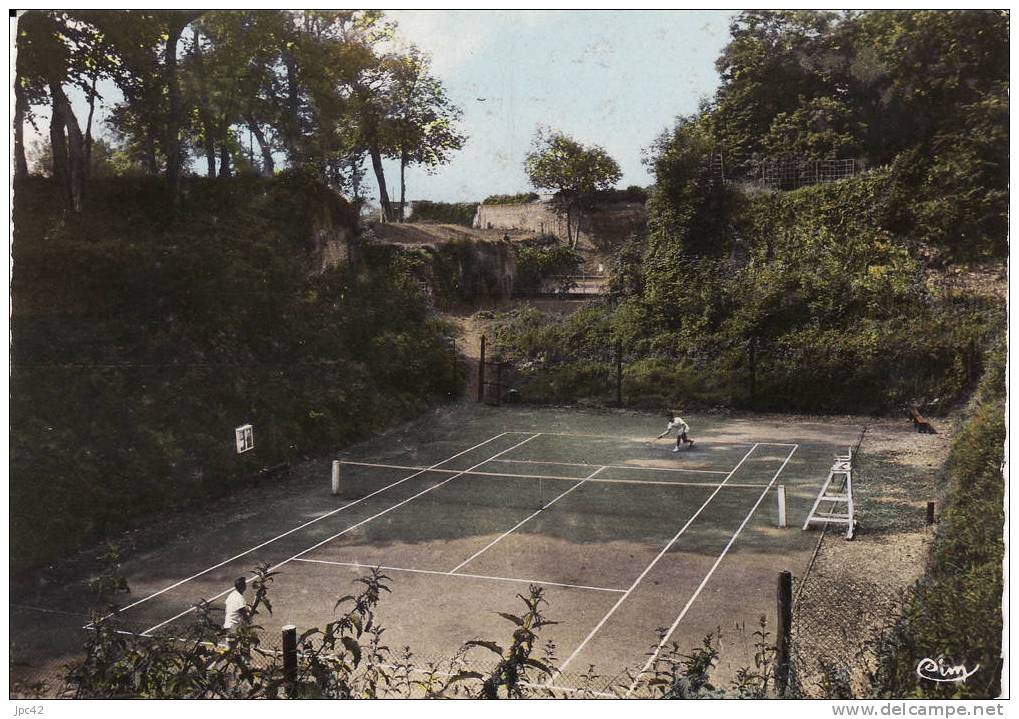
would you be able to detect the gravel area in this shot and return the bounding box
[790,414,962,697]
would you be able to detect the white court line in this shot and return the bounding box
[13,603,91,619]
[294,558,625,594]
[550,442,761,684]
[448,465,608,574]
[489,458,729,475]
[625,444,799,697]
[95,432,512,627]
[503,430,797,447]
[139,434,542,636]
[339,459,764,489]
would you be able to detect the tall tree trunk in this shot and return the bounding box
[399,148,408,222]
[245,116,274,175]
[49,92,69,201]
[164,20,186,196]
[83,73,98,180]
[205,140,216,177]
[219,144,231,177]
[282,52,301,164]
[369,144,392,222]
[50,82,86,212]
[13,78,28,180]
[350,154,362,208]
[193,28,215,178]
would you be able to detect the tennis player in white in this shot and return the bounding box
[657,412,695,452]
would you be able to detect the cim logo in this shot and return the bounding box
[916,657,979,683]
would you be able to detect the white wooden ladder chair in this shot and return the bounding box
[803,446,856,539]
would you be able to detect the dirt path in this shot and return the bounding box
[442,297,592,401]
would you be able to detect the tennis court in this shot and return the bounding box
[101,407,865,693]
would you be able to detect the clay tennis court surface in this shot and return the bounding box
[13,405,877,695]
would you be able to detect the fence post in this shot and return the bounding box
[775,570,793,696]
[615,339,623,406]
[926,501,936,526]
[331,461,341,496]
[282,624,298,697]
[450,338,457,396]
[478,335,486,403]
[777,485,787,528]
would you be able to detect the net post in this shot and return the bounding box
[282,624,298,696]
[777,484,787,528]
[478,335,486,403]
[776,570,793,695]
[331,461,341,496]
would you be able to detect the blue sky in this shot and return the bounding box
[385,10,736,202]
[25,10,737,204]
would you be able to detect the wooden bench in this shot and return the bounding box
[909,407,937,434]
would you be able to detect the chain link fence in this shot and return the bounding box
[788,529,905,698]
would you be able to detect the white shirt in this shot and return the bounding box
[224,589,246,630]
[666,417,689,434]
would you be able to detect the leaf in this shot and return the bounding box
[448,671,484,683]
[523,658,553,675]
[341,636,362,667]
[299,627,322,643]
[497,612,525,627]
[464,640,504,656]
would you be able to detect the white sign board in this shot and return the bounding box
[235,424,254,454]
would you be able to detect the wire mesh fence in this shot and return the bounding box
[756,158,858,191]
[787,529,904,698]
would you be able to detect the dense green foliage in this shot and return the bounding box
[709,10,1008,258]
[11,174,462,569]
[367,238,515,309]
[591,185,649,204]
[876,347,1005,698]
[492,10,1005,412]
[493,170,999,412]
[406,200,477,227]
[482,192,539,205]
[513,237,583,296]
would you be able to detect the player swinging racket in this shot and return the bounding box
[657,412,695,452]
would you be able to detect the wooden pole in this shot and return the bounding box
[775,570,793,696]
[478,335,486,403]
[450,338,457,396]
[615,339,623,406]
[777,485,787,528]
[282,624,298,696]
[331,461,341,496]
[926,501,936,526]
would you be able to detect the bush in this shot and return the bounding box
[406,200,477,227]
[513,237,583,296]
[482,192,539,205]
[10,176,464,569]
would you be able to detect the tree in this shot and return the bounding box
[710,10,843,173]
[523,128,621,247]
[388,47,466,220]
[15,11,90,209]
